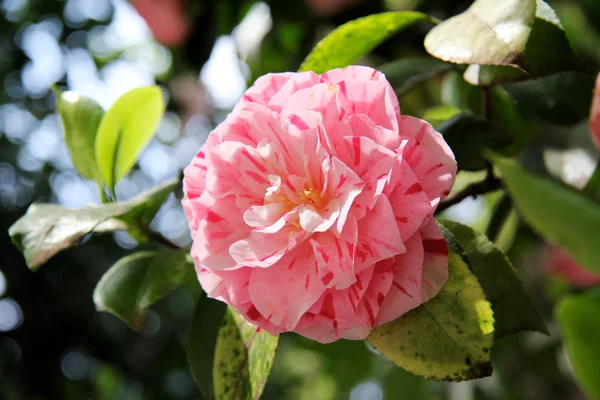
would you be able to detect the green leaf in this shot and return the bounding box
[95,86,165,191]
[438,219,548,338]
[463,65,531,87]
[556,292,600,400]
[421,105,461,128]
[438,114,511,171]
[490,155,600,274]
[503,71,595,125]
[367,250,494,382]
[93,248,195,330]
[424,0,536,69]
[378,57,454,96]
[187,294,228,400]
[213,307,279,400]
[299,12,433,74]
[8,178,178,270]
[53,88,105,183]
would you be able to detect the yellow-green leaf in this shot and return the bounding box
[213,307,279,400]
[53,88,105,183]
[95,86,165,190]
[367,251,494,382]
[299,12,433,74]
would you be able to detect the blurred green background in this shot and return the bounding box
[1,0,599,399]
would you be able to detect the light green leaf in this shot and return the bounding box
[95,86,165,190]
[438,219,548,338]
[491,155,600,274]
[556,292,600,400]
[53,88,105,183]
[299,12,433,74]
[213,307,279,400]
[424,0,536,69]
[367,251,494,382]
[187,293,228,400]
[421,105,461,128]
[93,248,195,330]
[8,178,178,270]
[378,57,454,96]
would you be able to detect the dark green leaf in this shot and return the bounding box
[421,105,461,128]
[299,12,433,74]
[438,114,511,171]
[53,88,105,183]
[368,251,494,382]
[438,219,548,338]
[378,57,454,96]
[187,294,228,400]
[504,71,595,125]
[213,307,279,400]
[491,154,600,274]
[93,248,195,330]
[424,0,536,69]
[556,292,600,400]
[95,86,165,191]
[464,65,531,87]
[8,178,178,270]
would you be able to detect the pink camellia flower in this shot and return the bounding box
[545,245,600,288]
[132,0,190,46]
[182,66,457,343]
[306,0,358,17]
[590,72,600,150]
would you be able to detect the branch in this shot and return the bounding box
[436,173,503,214]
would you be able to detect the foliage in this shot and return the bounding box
[3,0,600,399]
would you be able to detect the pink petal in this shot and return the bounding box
[385,159,434,242]
[399,116,457,207]
[229,214,308,268]
[590,72,600,150]
[325,157,363,235]
[243,202,289,232]
[240,73,296,108]
[337,135,397,219]
[236,302,287,336]
[354,195,405,273]
[265,71,322,113]
[419,219,449,302]
[347,114,402,155]
[196,265,253,305]
[375,233,424,325]
[309,216,358,289]
[192,194,250,270]
[248,243,326,330]
[322,66,401,132]
[205,141,272,208]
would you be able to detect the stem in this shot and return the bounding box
[583,160,600,198]
[136,222,180,249]
[481,87,492,120]
[485,194,512,242]
[436,172,503,214]
[98,183,109,204]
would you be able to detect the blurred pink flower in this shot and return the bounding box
[307,0,358,16]
[546,246,600,288]
[132,0,190,46]
[589,72,600,150]
[182,66,456,343]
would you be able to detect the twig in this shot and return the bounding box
[436,172,503,214]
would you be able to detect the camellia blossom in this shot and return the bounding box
[182,66,457,343]
[132,0,190,46]
[545,245,600,288]
[590,72,600,150]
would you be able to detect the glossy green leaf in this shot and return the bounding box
[491,155,600,274]
[556,292,600,400]
[8,178,178,270]
[95,86,165,190]
[299,12,433,74]
[438,114,511,171]
[463,65,531,87]
[368,251,494,382]
[421,105,461,128]
[53,88,105,183]
[93,248,195,330]
[187,294,228,400]
[424,0,536,69]
[438,219,548,338]
[213,307,279,400]
[378,57,453,96]
[504,71,595,125]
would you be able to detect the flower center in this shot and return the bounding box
[300,187,327,210]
